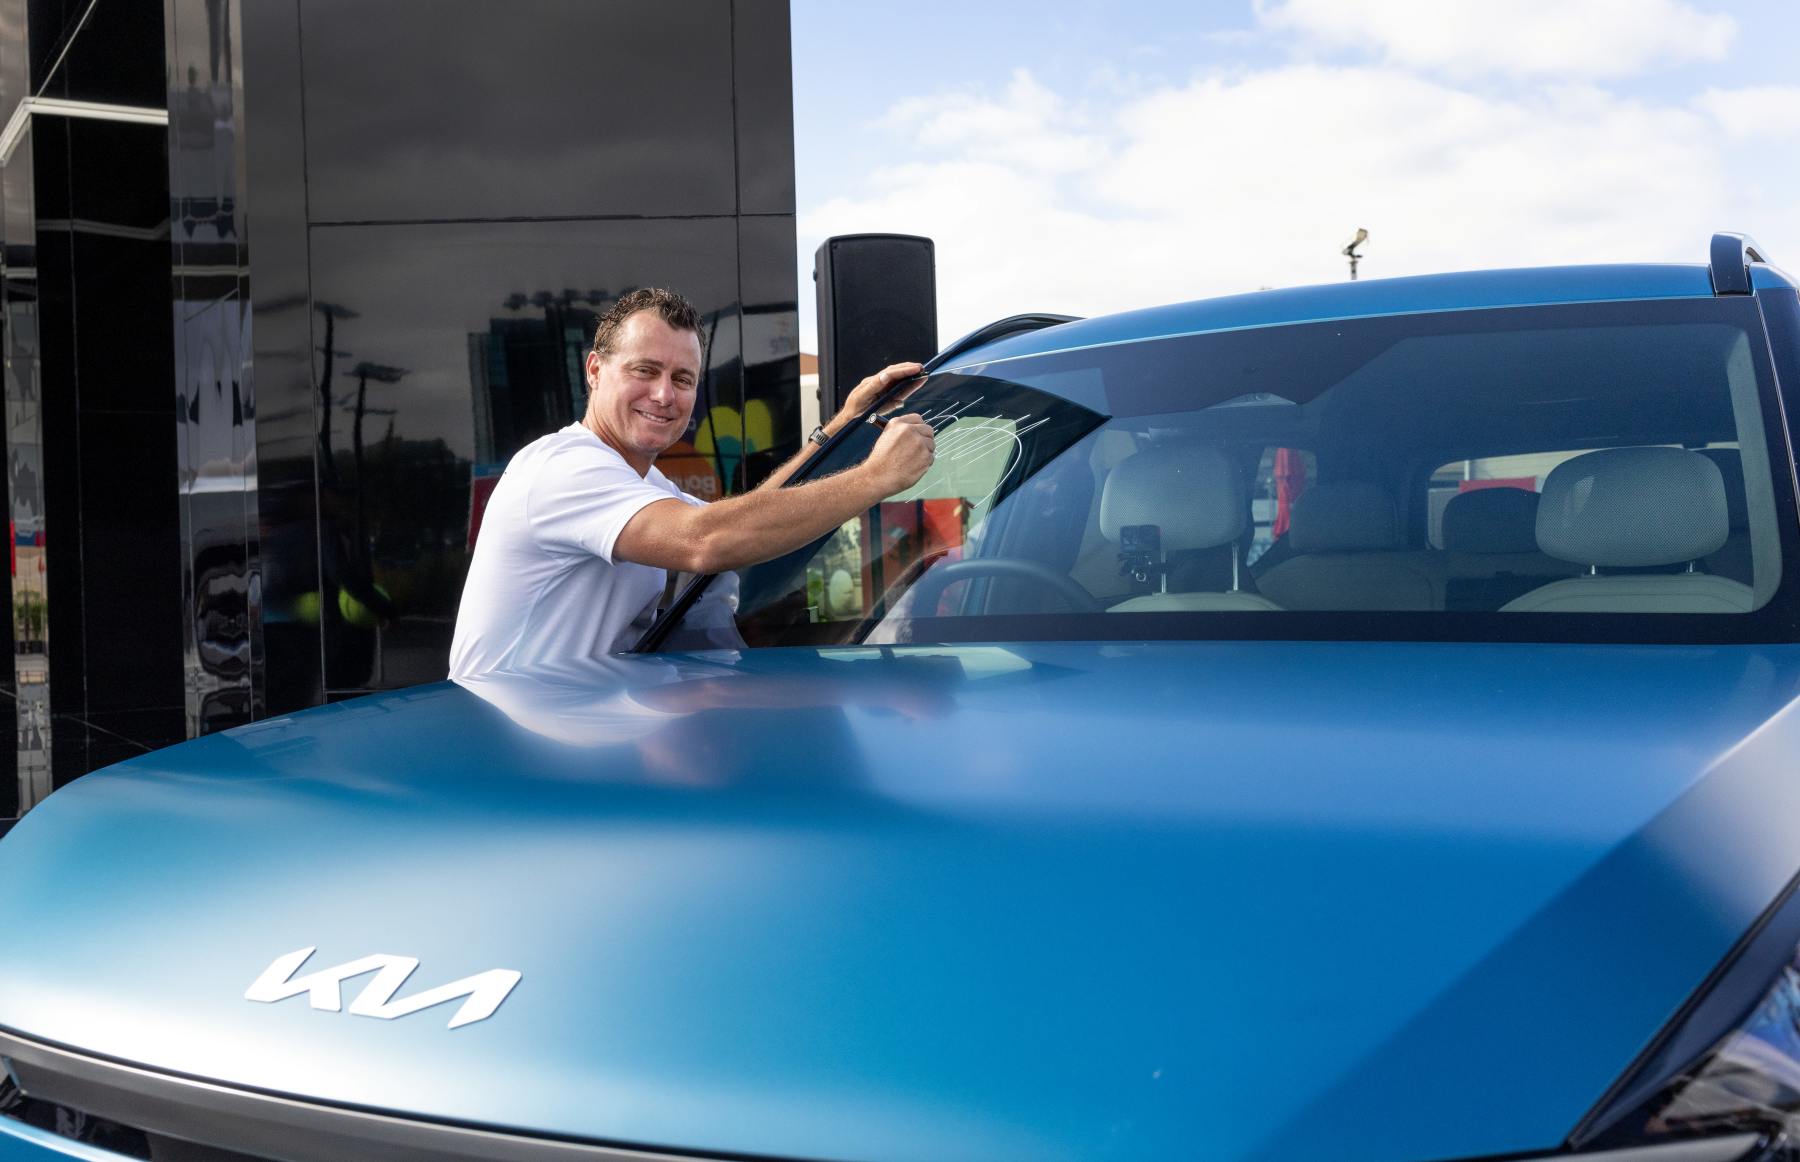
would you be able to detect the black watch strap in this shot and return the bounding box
[808,424,830,447]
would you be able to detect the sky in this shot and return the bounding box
[789,0,1800,353]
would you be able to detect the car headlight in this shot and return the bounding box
[1573,880,1800,1158]
[1653,954,1800,1135]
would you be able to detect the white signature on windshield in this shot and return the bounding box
[892,396,1052,509]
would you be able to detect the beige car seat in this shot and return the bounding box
[1256,482,1440,610]
[1438,487,1583,610]
[1100,445,1280,612]
[1501,447,1752,613]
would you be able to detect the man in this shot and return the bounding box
[449,287,934,678]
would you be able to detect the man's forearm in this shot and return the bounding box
[617,464,893,575]
[686,465,887,572]
[615,410,933,574]
[755,437,825,492]
[755,409,864,492]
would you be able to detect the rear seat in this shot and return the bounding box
[1256,482,1441,610]
[1436,487,1583,611]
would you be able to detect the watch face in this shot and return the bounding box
[810,426,830,446]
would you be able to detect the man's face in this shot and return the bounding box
[584,311,703,471]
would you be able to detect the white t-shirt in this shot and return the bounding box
[449,424,703,679]
[454,655,689,747]
[453,652,743,748]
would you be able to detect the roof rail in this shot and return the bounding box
[922,313,1081,374]
[1709,232,1770,296]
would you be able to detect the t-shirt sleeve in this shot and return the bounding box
[656,471,709,509]
[527,446,683,563]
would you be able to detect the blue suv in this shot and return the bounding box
[2,234,1800,1162]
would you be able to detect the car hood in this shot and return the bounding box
[4,641,1800,1162]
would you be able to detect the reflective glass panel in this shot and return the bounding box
[306,218,743,690]
[733,0,796,215]
[298,0,736,222]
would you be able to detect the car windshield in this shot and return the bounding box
[654,297,1800,650]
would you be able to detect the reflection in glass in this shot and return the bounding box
[731,0,797,216]
[238,0,315,719]
[4,123,49,812]
[170,0,255,736]
[738,215,801,488]
[296,0,736,223]
[305,219,751,691]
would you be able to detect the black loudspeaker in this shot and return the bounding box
[814,234,937,415]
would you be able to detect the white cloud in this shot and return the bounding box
[1697,85,1800,138]
[878,69,1107,175]
[1256,0,1735,80]
[800,65,1791,350]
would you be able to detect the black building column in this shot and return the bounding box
[237,0,320,717]
[0,0,185,816]
[167,0,259,733]
[1,0,42,813]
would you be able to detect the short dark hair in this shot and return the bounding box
[590,287,706,361]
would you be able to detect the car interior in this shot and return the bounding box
[977,317,1784,620]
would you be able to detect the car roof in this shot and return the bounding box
[946,263,1747,371]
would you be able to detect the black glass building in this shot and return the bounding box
[0,0,800,824]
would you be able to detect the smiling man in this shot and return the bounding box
[449,287,934,678]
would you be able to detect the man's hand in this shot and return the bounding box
[862,413,936,495]
[827,361,924,437]
[755,360,928,494]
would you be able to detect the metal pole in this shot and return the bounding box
[1342,228,1368,281]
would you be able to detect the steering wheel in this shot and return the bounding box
[907,558,1101,615]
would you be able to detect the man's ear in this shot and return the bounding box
[583,348,604,390]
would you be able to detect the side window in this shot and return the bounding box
[808,413,1050,626]
[1248,447,1315,566]
[654,377,1105,651]
[806,520,869,623]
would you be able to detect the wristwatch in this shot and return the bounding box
[808,425,831,447]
